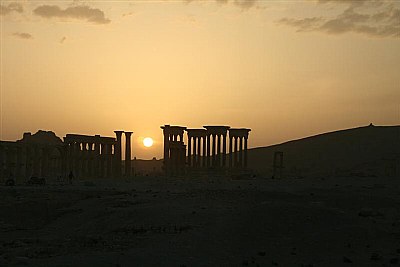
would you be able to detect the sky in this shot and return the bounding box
[1,0,399,159]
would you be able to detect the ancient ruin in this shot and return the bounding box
[161,125,251,175]
[0,130,133,183]
[161,125,187,176]
[273,151,284,179]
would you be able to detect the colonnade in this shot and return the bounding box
[0,130,134,183]
[0,141,64,182]
[64,131,133,179]
[161,124,251,176]
[160,125,186,176]
[228,128,251,168]
[186,126,231,168]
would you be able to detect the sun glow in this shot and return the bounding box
[143,137,154,147]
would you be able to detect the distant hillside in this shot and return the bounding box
[248,125,400,178]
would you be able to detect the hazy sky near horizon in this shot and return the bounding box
[1,0,399,159]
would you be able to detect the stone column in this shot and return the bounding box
[229,136,233,168]
[234,137,238,167]
[72,143,78,178]
[244,137,248,168]
[187,135,192,167]
[207,134,211,167]
[125,132,133,178]
[82,143,87,178]
[193,137,197,167]
[106,144,112,178]
[239,137,243,167]
[114,131,123,178]
[100,143,105,178]
[162,127,169,171]
[212,134,216,167]
[222,133,227,167]
[197,136,201,167]
[216,134,221,167]
[87,143,93,178]
[202,136,207,167]
[94,136,100,178]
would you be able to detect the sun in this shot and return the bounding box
[143,137,153,148]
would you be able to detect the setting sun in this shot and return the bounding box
[143,137,154,148]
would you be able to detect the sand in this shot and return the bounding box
[1,175,399,266]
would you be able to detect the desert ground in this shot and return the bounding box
[1,174,399,267]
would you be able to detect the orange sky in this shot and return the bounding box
[1,0,399,159]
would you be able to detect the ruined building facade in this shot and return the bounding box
[0,130,133,183]
[161,125,251,175]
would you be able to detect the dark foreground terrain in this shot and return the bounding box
[1,176,400,266]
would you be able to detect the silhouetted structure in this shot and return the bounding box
[229,128,251,168]
[0,130,133,183]
[161,125,251,176]
[273,151,284,179]
[161,125,187,176]
[203,126,230,168]
[186,129,207,168]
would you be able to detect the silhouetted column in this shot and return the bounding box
[88,143,93,178]
[94,138,100,178]
[193,136,197,167]
[73,143,78,178]
[114,131,123,178]
[187,136,192,167]
[216,134,221,167]
[234,137,238,167]
[125,132,132,177]
[100,143,105,178]
[202,136,207,167]
[106,144,112,178]
[244,137,248,168]
[82,143,87,177]
[207,134,211,167]
[239,137,243,167]
[197,136,201,167]
[229,136,233,168]
[78,143,83,178]
[222,134,227,167]
[212,134,216,167]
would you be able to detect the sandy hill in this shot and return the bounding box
[248,125,400,178]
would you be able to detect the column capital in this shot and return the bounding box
[114,130,124,136]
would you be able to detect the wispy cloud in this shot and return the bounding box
[12,32,33,40]
[0,2,23,15]
[33,5,111,24]
[278,1,399,38]
[187,0,258,10]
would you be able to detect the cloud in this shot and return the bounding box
[12,32,33,40]
[33,5,111,24]
[278,2,400,38]
[233,0,257,9]
[187,0,258,9]
[0,2,23,15]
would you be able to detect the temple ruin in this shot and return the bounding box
[161,125,251,175]
[0,130,133,183]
